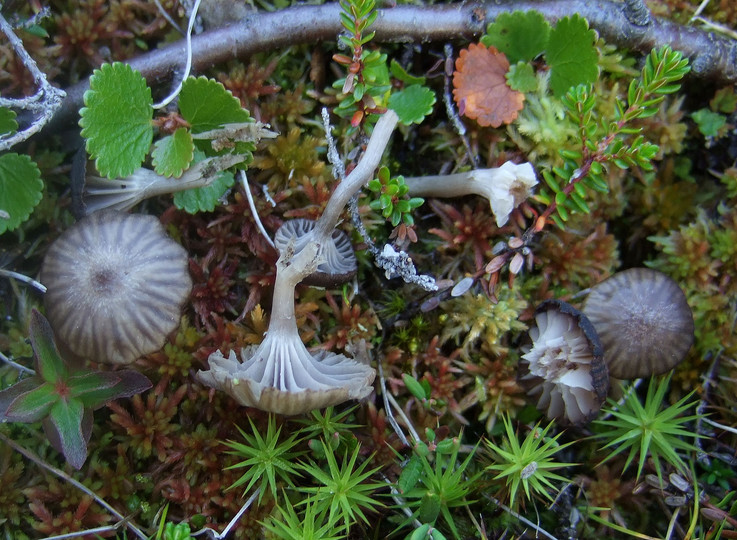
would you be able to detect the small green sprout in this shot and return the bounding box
[368,166,424,227]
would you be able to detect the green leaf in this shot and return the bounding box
[0,152,43,234]
[79,62,153,178]
[546,15,599,97]
[4,382,58,423]
[506,62,538,92]
[0,106,18,135]
[75,369,151,408]
[482,10,550,63]
[389,84,436,125]
[178,76,250,134]
[390,59,426,85]
[29,309,68,384]
[152,128,194,178]
[692,108,726,138]
[173,168,234,214]
[49,398,87,469]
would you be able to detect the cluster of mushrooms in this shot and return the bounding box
[520,267,695,425]
[39,108,693,420]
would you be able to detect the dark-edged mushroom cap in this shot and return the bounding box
[273,218,357,287]
[519,299,609,425]
[41,210,192,365]
[582,268,694,379]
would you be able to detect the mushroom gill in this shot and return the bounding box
[196,240,375,415]
[519,300,609,425]
[582,267,694,379]
[41,210,192,365]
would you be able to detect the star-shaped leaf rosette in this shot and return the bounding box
[0,309,151,469]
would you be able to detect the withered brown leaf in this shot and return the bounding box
[453,43,525,128]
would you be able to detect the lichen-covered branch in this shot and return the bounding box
[47,0,737,131]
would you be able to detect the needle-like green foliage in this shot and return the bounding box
[261,492,346,540]
[484,414,575,509]
[224,414,305,503]
[299,439,385,532]
[592,375,702,483]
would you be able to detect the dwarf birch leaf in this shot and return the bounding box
[482,10,550,64]
[79,62,153,178]
[389,84,436,124]
[152,127,194,177]
[179,76,250,134]
[0,106,17,135]
[506,62,538,92]
[547,15,599,97]
[453,43,525,128]
[173,152,235,214]
[0,153,43,235]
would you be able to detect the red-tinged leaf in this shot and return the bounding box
[48,398,87,469]
[4,382,58,423]
[68,372,122,400]
[486,254,508,274]
[0,377,46,421]
[29,309,68,384]
[452,43,525,128]
[76,370,151,409]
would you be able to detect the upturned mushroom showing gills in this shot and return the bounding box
[582,267,694,379]
[519,300,609,425]
[273,218,357,288]
[196,241,375,415]
[41,210,192,365]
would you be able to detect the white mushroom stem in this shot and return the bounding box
[403,161,538,227]
[312,110,399,241]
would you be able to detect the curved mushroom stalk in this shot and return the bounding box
[196,241,375,415]
[404,161,537,227]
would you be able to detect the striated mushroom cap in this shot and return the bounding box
[41,210,192,365]
[273,218,357,288]
[196,339,376,415]
[582,267,694,379]
[520,300,609,425]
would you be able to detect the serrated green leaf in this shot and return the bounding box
[0,153,43,234]
[506,62,537,92]
[79,62,153,178]
[546,15,599,97]
[482,10,550,64]
[0,107,17,135]
[152,127,194,178]
[389,84,435,126]
[173,165,235,214]
[179,76,250,134]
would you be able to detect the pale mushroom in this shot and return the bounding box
[519,300,609,425]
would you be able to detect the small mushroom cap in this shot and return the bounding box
[274,219,357,288]
[520,300,608,425]
[582,268,694,379]
[41,211,192,365]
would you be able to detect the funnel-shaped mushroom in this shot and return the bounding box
[41,210,192,365]
[273,219,357,287]
[196,241,375,415]
[520,300,608,425]
[582,268,694,379]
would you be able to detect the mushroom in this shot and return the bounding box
[273,218,357,287]
[196,240,375,415]
[71,149,250,218]
[519,299,609,425]
[41,210,192,365]
[403,161,537,227]
[582,268,694,379]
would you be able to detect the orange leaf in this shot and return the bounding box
[452,43,525,128]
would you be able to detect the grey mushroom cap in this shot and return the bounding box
[273,218,357,288]
[582,268,694,379]
[520,300,609,425]
[41,210,192,365]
